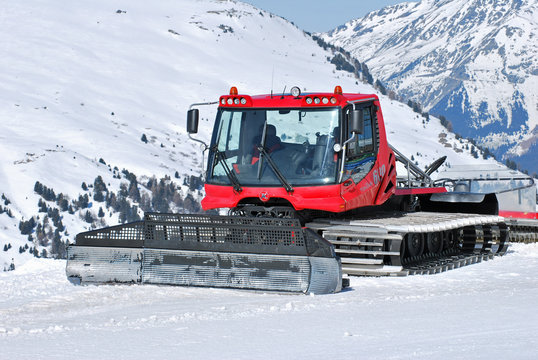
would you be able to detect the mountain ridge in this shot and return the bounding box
[322,0,538,174]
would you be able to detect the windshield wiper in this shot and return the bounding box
[212,146,242,193]
[257,146,294,194]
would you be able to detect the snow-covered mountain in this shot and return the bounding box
[322,0,538,174]
[0,0,499,270]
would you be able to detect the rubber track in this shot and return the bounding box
[405,252,497,275]
[307,212,509,277]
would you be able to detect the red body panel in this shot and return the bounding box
[203,183,346,212]
[202,91,398,213]
[395,187,447,196]
[499,210,538,220]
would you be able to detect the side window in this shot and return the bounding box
[344,105,377,182]
[346,106,375,158]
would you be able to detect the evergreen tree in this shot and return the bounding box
[58,197,69,212]
[374,79,387,95]
[34,181,44,195]
[119,183,128,198]
[128,179,141,202]
[19,218,36,235]
[84,210,94,224]
[93,189,105,202]
[93,176,107,202]
[330,54,355,73]
[361,63,373,84]
[51,229,66,259]
[38,198,47,212]
[76,194,89,209]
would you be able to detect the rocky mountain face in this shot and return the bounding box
[322,0,538,174]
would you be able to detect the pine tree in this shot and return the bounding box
[19,218,36,235]
[58,196,69,212]
[51,229,66,259]
[128,179,141,202]
[84,210,94,224]
[361,63,373,84]
[38,198,47,212]
[374,79,387,95]
[34,181,44,195]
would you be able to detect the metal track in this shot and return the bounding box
[307,212,509,276]
[505,219,538,243]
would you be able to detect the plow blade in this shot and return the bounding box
[66,213,342,294]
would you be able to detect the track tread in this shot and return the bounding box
[307,211,509,277]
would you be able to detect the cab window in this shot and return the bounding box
[343,105,377,182]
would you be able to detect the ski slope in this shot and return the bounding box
[1,243,537,359]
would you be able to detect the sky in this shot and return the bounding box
[241,0,414,33]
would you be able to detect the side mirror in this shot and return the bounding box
[350,109,364,135]
[187,109,199,134]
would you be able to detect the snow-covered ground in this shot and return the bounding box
[1,243,537,359]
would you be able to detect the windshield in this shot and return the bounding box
[208,108,340,186]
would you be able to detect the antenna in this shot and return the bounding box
[271,65,275,98]
[281,85,286,99]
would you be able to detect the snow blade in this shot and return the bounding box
[66,213,342,294]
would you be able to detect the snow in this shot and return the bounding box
[2,2,533,357]
[1,243,537,359]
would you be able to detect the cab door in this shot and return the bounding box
[340,103,380,209]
